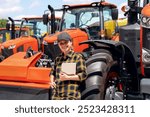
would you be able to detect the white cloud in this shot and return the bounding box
[0,0,20,8]
[29,1,40,8]
[0,0,22,18]
[14,15,39,20]
[0,7,23,18]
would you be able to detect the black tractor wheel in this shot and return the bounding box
[81,49,123,100]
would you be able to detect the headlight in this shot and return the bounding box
[8,44,16,49]
[124,6,130,12]
[54,41,58,45]
[42,40,48,45]
[140,15,150,28]
[142,17,147,23]
[142,48,150,66]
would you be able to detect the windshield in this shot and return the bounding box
[19,19,47,37]
[61,6,113,39]
[61,7,112,29]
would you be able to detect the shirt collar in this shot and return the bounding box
[60,50,74,59]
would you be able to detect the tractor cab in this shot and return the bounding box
[43,1,119,61]
[60,3,118,40]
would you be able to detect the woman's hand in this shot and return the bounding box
[50,75,56,88]
[59,72,70,81]
[59,72,80,81]
[50,81,56,89]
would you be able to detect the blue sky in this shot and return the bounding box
[0,0,126,19]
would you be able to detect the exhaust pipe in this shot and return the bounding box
[48,5,56,34]
[8,17,15,39]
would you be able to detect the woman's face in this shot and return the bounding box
[58,40,73,55]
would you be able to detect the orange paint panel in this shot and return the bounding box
[0,81,51,89]
[73,36,88,52]
[27,67,51,83]
[112,35,119,41]
[44,32,60,43]
[0,66,27,79]
[0,52,42,81]
[65,2,116,8]
[3,36,38,49]
[101,2,117,8]
[0,52,40,66]
[141,4,150,17]
[24,42,38,51]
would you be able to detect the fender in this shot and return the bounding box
[80,40,140,91]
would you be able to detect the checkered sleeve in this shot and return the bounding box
[76,54,87,82]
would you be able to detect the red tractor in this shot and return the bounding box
[0,17,44,60]
[0,17,60,99]
[43,0,150,100]
[88,0,150,100]
[0,16,61,61]
[43,1,122,100]
[42,1,119,61]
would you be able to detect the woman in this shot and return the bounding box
[50,32,87,100]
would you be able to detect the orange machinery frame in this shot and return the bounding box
[0,52,51,89]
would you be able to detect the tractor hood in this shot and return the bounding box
[0,36,39,58]
[141,3,150,17]
[43,28,89,53]
[44,28,88,43]
[1,36,37,48]
[0,52,51,89]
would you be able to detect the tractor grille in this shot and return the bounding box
[143,27,150,50]
[1,47,13,58]
[120,23,140,62]
[142,27,150,77]
[44,43,61,61]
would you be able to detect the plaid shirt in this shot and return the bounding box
[50,50,87,100]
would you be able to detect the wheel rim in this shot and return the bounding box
[105,71,123,100]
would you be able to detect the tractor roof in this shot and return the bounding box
[22,16,61,21]
[63,1,117,9]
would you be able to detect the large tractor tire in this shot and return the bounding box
[81,49,123,100]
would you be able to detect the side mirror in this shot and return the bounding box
[121,5,130,12]
[43,14,49,25]
[112,8,118,20]
[6,23,10,30]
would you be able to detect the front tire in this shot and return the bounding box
[81,49,117,100]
